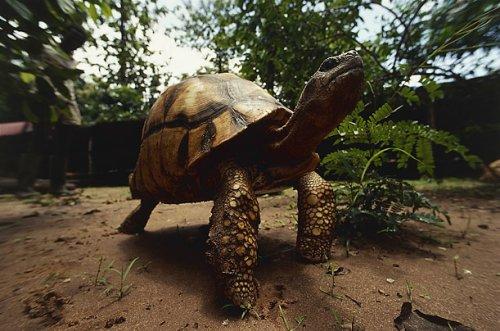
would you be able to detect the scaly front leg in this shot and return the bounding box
[296,172,335,262]
[206,163,260,308]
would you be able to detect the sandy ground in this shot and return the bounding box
[0,184,498,330]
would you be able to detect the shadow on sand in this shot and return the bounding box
[118,223,329,319]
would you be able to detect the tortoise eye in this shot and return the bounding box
[319,57,339,72]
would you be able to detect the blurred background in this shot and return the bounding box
[1,0,499,188]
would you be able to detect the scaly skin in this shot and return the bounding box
[118,199,158,234]
[296,172,335,262]
[206,163,260,308]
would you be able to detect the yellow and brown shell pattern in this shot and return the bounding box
[130,73,292,203]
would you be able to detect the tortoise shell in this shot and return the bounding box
[130,73,318,203]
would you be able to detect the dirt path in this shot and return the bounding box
[0,185,498,330]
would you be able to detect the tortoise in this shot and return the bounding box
[119,50,364,308]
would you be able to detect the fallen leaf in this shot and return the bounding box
[378,289,389,297]
[394,302,473,330]
[105,316,125,328]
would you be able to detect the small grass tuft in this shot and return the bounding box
[104,257,139,299]
[278,304,293,331]
[295,315,306,327]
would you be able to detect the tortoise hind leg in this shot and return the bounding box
[118,199,158,234]
[207,163,260,308]
[295,172,335,262]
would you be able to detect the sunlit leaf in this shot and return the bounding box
[19,72,36,83]
[87,3,99,21]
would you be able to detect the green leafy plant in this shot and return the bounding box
[330,147,451,236]
[78,0,170,124]
[333,177,450,236]
[104,257,139,299]
[0,0,111,122]
[322,101,482,179]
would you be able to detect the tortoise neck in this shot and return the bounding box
[272,100,338,160]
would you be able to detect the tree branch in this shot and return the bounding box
[369,2,409,31]
[392,1,428,70]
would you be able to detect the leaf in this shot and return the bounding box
[410,213,444,226]
[5,0,33,20]
[123,257,139,280]
[399,86,420,105]
[415,138,434,176]
[420,77,444,102]
[369,103,393,124]
[100,2,112,18]
[359,147,421,184]
[19,72,36,83]
[87,3,99,21]
[394,302,473,331]
[110,268,122,276]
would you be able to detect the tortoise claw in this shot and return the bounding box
[296,236,331,263]
[224,275,258,308]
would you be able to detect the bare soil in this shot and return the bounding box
[0,184,498,330]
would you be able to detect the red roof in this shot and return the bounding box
[0,122,33,137]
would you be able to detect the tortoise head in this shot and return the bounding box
[273,50,364,160]
[297,50,364,116]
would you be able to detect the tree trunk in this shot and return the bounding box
[118,0,128,84]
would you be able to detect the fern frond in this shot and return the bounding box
[415,137,435,176]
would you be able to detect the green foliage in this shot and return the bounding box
[0,0,110,122]
[174,0,491,179]
[173,0,368,107]
[77,78,145,123]
[80,0,170,123]
[322,101,482,179]
[173,0,498,107]
[333,178,450,237]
